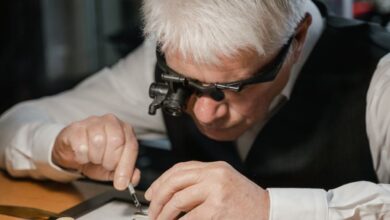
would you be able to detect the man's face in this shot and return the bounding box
[165,49,294,141]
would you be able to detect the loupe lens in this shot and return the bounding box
[163,102,183,116]
[162,87,189,116]
[149,83,169,98]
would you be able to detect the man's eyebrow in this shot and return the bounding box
[164,64,198,81]
[167,65,252,85]
[163,61,216,84]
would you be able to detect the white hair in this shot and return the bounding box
[142,0,307,65]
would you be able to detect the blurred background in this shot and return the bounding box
[0,0,389,113]
[0,0,143,113]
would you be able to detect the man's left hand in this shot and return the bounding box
[144,161,269,220]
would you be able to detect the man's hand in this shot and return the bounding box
[52,114,140,190]
[145,161,269,220]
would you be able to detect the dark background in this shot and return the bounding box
[0,0,144,113]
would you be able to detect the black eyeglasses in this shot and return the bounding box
[148,36,294,116]
[157,36,293,99]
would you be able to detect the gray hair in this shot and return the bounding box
[142,0,307,65]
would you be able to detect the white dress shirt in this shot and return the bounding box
[0,1,390,219]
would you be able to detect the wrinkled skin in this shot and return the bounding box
[145,161,269,220]
[52,114,140,190]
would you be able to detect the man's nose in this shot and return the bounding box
[192,95,228,125]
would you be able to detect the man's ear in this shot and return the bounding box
[292,13,312,62]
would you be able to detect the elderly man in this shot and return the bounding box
[0,0,390,219]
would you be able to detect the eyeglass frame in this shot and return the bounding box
[155,35,295,101]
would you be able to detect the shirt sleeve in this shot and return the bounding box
[268,181,390,220]
[366,53,390,183]
[0,39,167,182]
[267,187,328,220]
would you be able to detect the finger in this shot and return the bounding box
[79,163,114,181]
[131,168,141,186]
[101,118,126,171]
[145,161,204,200]
[148,169,202,220]
[113,124,139,190]
[87,123,107,165]
[156,185,205,220]
[68,125,89,164]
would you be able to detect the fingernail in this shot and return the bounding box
[115,176,128,190]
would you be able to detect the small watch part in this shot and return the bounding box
[131,213,150,220]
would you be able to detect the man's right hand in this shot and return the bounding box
[52,114,140,190]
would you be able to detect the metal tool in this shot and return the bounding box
[128,184,145,215]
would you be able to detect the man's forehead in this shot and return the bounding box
[164,49,272,83]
